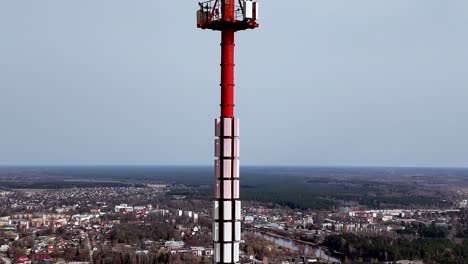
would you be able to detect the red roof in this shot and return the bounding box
[34,254,50,260]
[14,256,29,263]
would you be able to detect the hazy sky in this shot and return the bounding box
[0,1,467,167]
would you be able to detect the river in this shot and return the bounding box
[245,230,341,263]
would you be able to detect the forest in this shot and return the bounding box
[324,231,468,263]
[1,165,466,210]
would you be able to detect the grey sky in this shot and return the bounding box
[0,1,467,167]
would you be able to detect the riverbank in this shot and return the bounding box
[244,228,341,263]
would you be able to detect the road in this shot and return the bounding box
[84,231,93,263]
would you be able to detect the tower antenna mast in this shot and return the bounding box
[197,1,259,263]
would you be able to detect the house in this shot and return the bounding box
[14,256,31,264]
[165,241,185,250]
[34,254,51,262]
[10,219,30,229]
[90,208,101,214]
[190,247,205,256]
[71,214,96,226]
[114,204,133,213]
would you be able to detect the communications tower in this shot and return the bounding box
[197,1,259,263]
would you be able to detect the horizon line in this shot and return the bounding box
[0,164,467,170]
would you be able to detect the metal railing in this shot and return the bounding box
[198,0,246,23]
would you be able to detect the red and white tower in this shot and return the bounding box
[197,1,258,263]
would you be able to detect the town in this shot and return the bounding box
[1,180,468,264]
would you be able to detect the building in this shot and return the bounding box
[10,219,30,229]
[71,214,96,226]
[165,241,185,250]
[183,211,193,218]
[459,200,468,208]
[114,204,133,213]
[0,244,9,253]
[0,216,10,227]
[14,256,31,264]
[150,209,169,216]
[134,206,147,212]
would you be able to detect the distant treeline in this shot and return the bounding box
[336,194,439,208]
[161,174,442,210]
[167,186,211,199]
[0,180,142,189]
[0,166,453,210]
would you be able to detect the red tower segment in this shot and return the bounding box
[197,1,258,263]
[221,0,235,21]
[220,1,235,115]
[220,29,235,117]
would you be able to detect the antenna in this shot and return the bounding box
[197,1,259,263]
